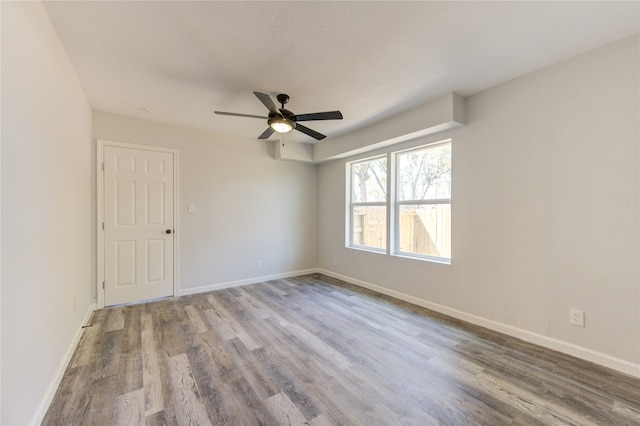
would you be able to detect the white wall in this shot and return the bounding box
[93,111,318,294]
[1,2,93,424]
[317,35,640,374]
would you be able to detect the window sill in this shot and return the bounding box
[346,246,451,265]
[347,245,387,255]
[392,253,451,265]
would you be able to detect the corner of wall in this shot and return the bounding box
[30,303,97,425]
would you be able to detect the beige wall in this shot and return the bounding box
[317,35,640,372]
[1,2,93,424]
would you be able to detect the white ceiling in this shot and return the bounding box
[43,1,639,144]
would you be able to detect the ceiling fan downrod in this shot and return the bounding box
[276,94,290,109]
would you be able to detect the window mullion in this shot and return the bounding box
[387,152,393,255]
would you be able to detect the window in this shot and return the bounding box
[347,140,451,263]
[349,156,387,251]
[395,142,451,261]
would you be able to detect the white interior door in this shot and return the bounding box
[103,145,175,306]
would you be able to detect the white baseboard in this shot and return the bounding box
[318,269,640,379]
[178,268,320,296]
[31,302,97,426]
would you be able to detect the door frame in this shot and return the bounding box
[96,139,180,308]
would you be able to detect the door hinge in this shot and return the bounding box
[101,163,104,171]
[102,222,105,230]
[102,281,105,289]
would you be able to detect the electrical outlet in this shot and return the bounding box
[332,257,337,266]
[569,309,585,327]
[257,259,263,268]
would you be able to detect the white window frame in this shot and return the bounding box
[346,139,452,264]
[347,155,388,253]
[393,141,451,263]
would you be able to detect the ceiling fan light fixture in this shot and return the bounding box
[215,92,341,140]
[268,117,295,133]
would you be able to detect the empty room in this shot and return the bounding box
[2,1,639,425]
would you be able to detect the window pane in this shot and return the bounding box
[397,143,451,201]
[398,204,450,258]
[351,158,387,203]
[352,206,387,249]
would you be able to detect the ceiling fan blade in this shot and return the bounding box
[258,127,275,139]
[214,111,267,119]
[293,111,343,122]
[253,92,279,114]
[295,123,326,140]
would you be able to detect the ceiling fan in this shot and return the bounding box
[215,92,343,141]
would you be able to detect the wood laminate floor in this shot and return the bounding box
[44,274,640,425]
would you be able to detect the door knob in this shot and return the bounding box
[165,229,173,234]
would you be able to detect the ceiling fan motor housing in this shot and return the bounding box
[279,109,295,119]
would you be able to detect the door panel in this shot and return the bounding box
[146,239,165,282]
[116,240,136,286]
[104,145,174,306]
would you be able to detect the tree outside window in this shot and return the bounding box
[396,143,451,260]
[350,157,387,250]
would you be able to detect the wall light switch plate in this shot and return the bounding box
[187,203,196,213]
